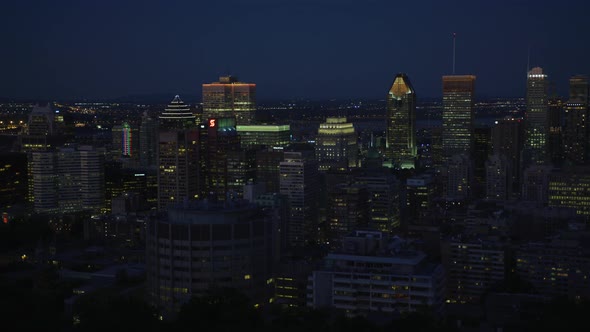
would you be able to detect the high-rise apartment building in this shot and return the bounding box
[202,76,256,125]
[442,75,476,162]
[315,117,358,171]
[522,67,549,167]
[386,73,417,169]
[30,145,105,214]
[308,230,445,316]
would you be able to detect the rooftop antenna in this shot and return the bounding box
[526,45,530,75]
[453,32,457,75]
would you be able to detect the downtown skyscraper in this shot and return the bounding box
[441,75,476,162]
[522,67,549,167]
[315,117,358,171]
[157,95,199,211]
[563,75,589,165]
[202,76,256,125]
[279,146,320,248]
[386,73,417,169]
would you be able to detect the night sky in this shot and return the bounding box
[2,0,589,101]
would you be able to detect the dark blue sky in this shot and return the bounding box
[2,0,589,101]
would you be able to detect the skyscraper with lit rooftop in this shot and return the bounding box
[202,76,256,125]
[315,117,358,171]
[522,67,549,168]
[157,95,199,211]
[386,73,417,169]
[441,75,476,162]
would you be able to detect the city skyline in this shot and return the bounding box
[2,0,589,101]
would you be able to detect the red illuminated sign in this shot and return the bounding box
[209,119,216,128]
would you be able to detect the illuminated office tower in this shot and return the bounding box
[441,75,476,162]
[386,73,417,169]
[522,67,549,167]
[202,76,256,125]
[442,75,475,162]
[157,95,199,211]
[200,117,241,201]
[139,111,159,168]
[77,145,105,212]
[279,146,320,247]
[315,117,358,171]
[491,117,524,195]
[236,124,291,149]
[57,145,105,213]
[563,75,589,165]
